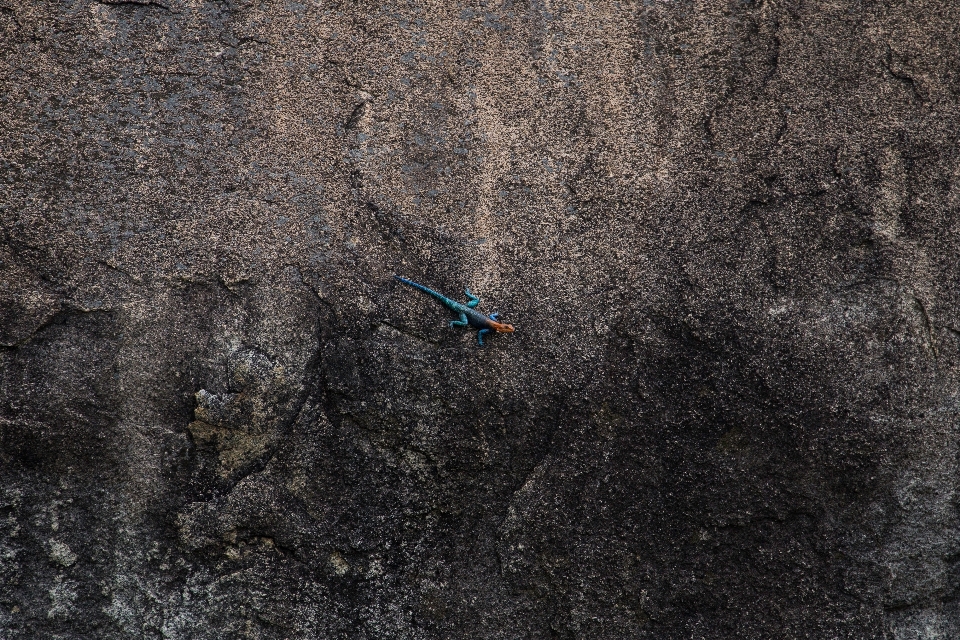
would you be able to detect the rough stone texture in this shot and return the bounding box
[3,0,960,637]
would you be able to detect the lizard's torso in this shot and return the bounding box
[448,301,495,329]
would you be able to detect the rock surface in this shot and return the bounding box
[3,0,960,637]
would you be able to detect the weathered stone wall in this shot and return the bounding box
[3,0,960,637]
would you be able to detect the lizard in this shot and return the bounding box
[393,275,515,346]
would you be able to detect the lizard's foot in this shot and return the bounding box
[488,312,499,321]
[477,329,491,346]
[465,288,481,308]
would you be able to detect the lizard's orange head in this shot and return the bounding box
[492,321,515,334]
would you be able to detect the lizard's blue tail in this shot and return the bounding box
[393,276,454,305]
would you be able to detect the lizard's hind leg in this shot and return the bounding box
[477,329,491,346]
[464,288,481,308]
[450,313,469,328]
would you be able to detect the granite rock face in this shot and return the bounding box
[3,1,960,637]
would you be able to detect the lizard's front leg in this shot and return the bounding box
[477,329,491,346]
[464,288,481,308]
[449,313,469,328]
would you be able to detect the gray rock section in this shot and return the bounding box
[2,0,960,638]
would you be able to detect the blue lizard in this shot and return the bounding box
[393,276,515,346]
